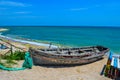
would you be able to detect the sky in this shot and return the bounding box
[0,0,120,26]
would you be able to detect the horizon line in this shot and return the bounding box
[0,25,120,28]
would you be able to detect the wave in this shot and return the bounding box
[0,34,57,48]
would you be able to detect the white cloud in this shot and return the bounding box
[0,1,31,7]
[70,4,101,11]
[6,16,44,19]
[70,8,88,11]
[15,11,30,14]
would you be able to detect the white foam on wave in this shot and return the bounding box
[0,34,57,48]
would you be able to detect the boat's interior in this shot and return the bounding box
[37,46,108,55]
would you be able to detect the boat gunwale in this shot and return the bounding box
[29,46,109,57]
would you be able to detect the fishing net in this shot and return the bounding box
[0,52,33,71]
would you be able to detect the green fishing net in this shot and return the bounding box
[0,52,33,71]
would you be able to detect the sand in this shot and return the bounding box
[0,34,57,48]
[0,38,111,80]
[0,57,110,80]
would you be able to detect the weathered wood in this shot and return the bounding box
[29,46,109,65]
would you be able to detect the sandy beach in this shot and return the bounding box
[0,57,110,80]
[0,34,57,49]
[0,0,119,79]
[0,36,111,80]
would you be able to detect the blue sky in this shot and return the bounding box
[0,0,120,26]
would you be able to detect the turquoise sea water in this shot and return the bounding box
[0,26,120,53]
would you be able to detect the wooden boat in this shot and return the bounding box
[29,46,109,65]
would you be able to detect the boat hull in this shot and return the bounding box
[31,54,103,65]
[29,46,109,65]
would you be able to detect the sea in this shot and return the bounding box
[0,26,120,53]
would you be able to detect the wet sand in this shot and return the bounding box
[0,28,8,32]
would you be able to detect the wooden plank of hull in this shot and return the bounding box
[31,53,104,65]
